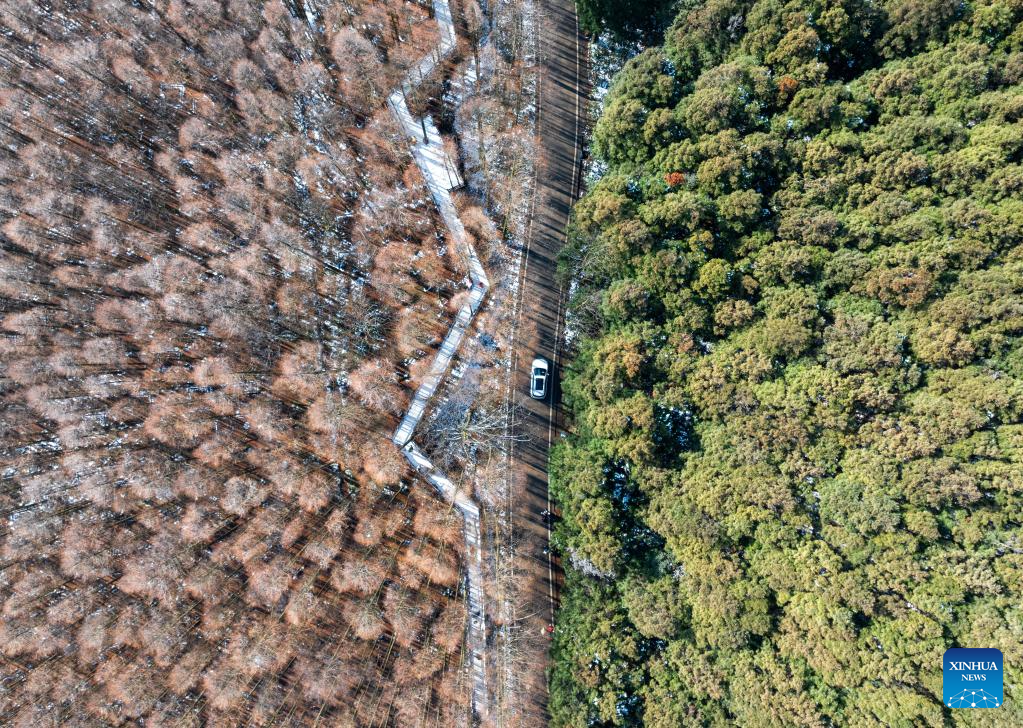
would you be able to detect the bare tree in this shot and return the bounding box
[0,0,471,722]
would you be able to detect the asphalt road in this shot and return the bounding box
[506,0,587,689]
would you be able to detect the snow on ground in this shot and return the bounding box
[383,0,548,722]
[383,0,492,720]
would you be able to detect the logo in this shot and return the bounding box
[943,648,1002,708]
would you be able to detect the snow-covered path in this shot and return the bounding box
[385,0,490,721]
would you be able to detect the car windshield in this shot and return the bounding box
[533,368,545,377]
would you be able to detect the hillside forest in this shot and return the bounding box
[552,0,1023,725]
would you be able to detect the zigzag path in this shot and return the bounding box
[384,0,490,721]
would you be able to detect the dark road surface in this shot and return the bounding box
[505,0,588,709]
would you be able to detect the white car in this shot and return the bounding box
[530,357,549,400]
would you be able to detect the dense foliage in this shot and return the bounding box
[552,0,1023,725]
[575,0,677,43]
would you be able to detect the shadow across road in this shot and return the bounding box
[502,0,589,720]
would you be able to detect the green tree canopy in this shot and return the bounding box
[576,0,680,43]
[552,0,1023,724]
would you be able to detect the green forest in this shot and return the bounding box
[552,0,1023,725]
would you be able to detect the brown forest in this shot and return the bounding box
[0,0,478,724]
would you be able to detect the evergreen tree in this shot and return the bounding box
[553,0,1023,724]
